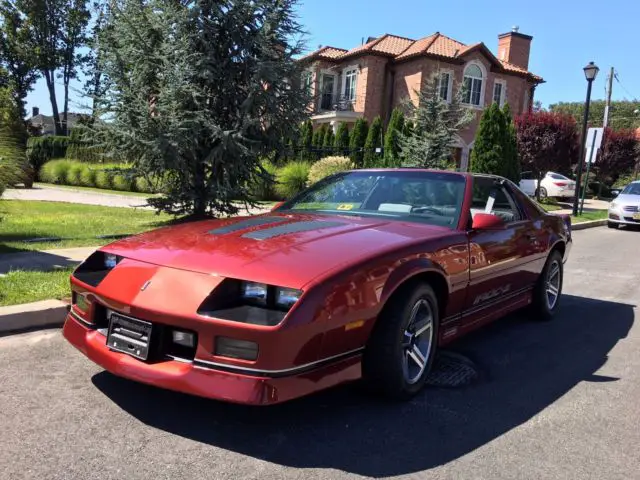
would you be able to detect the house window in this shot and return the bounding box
[493,80,506,106]
[320,73,336,110]
[462,64,483,106]
[302,70,313,94]
[343,67,358,102]
[438,71,452,102]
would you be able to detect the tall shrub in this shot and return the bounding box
[348,118,368,167]
[275,161,310,198]
[514,111,579,200]
[470,103,504,177]
[334,122,350,156]
[384,108,405,167]
[502,104,521,183]
[596,128,638,186]
[363,116,383,167]
[322,126,335,156]
[299,119,313,161]
[0,86,29,192]
[307,156,354,185]
[26,136,70,174]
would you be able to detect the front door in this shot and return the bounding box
[462,176,536,332]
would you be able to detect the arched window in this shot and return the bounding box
[463,64,484,106]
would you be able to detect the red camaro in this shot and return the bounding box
[63,169,572,405]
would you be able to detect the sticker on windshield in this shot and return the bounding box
[336,204,354,210]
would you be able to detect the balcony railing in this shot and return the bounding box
[316,94,358,113]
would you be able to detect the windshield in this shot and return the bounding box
[278,170,467,228]
[621,183,640,196]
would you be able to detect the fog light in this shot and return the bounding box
[172,330,195,348]
[215,337,258,361]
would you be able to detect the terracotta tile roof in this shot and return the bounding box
[426,34,466,57]
[500,60,543,82]
[396,34,438,60]
[299,32,542,82]
[299,45,347,61]
[338,34,415,59]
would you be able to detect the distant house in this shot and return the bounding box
[298,27,544,169]
[26,107,88,136]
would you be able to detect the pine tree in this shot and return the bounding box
[363,116,383,167]
[317,123,328,157]
[334,122,350,156]
[502,103,521,183]
[398,71,473,168]
[470,103,505,177]
[322,126,335,156]
[384,108,405,167]
[92,0,311,218]
[348,118,368,167]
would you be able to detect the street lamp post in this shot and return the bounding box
[573,61,599,216]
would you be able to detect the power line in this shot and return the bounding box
[613,72,639,101]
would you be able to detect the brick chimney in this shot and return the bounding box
[497,26,533,70]
[32,106,39,117]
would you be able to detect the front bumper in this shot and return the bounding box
[62,314,361,405]
[607,208,640,226]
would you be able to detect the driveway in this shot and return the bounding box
[0,227,638,480]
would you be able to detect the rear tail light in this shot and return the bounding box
[553,182,568,187]
[214,337,259,361]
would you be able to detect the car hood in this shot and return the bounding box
[614,194,640,205]
[100,212,454,289]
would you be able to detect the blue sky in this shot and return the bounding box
[25,0,640,117]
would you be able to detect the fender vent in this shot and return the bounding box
[241,220,345,240]
[208,216,287,235]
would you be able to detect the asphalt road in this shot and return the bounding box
[1,227,639,480]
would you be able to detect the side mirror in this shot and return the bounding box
[271,201,285,211]
[610,190,620,198]
[472,213,505,230]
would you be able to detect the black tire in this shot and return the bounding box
[362,282,439,400]
[530,250,564,321]
[608,221,619,229]
[539,187,548,199]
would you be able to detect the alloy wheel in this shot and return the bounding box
[546,260,561,310]
[401,299,434,384]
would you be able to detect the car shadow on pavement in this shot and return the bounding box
[92,294,633,478]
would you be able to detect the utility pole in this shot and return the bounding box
[598,67,614,198]
[603,67,614,129]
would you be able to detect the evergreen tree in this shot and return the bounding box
[470,103,505,177]
[384,108,405,167]
[322,125,335,156]
[363,116,383,167]
[312,125,323,157]
[334,122,350,156]
[299,120,313,161]
[348,118,368,167]
[398,71,473,168]
[403,119,414,137]
[93,0,311,218]
[316,123,328,157]
[502,103,521,183]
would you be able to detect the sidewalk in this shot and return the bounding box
[0,246,97,275]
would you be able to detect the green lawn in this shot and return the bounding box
[0,200,172,253]
[0,267,75,306]
[35,182,160,198]
[572,210,608,223]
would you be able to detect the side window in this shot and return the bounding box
[470,177,522,223]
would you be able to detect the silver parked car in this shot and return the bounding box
[608,180,640,229]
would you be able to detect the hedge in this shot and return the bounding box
[27,136,70,175]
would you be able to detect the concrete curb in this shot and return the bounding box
[0,300,69,336]
[571,219,607,230]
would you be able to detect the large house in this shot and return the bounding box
[27,107,87,136]
[299,27,544,169]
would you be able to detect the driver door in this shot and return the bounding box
[462,176,535,331]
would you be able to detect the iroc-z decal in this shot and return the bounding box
[473,284,511,306]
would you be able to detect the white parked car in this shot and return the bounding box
[608,180,640,229]
[519,171,576,199]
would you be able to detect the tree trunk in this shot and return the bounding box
[44,70,62,136]
[193,161,207,218]
[535,172,542,201]
[62,76,70,136]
